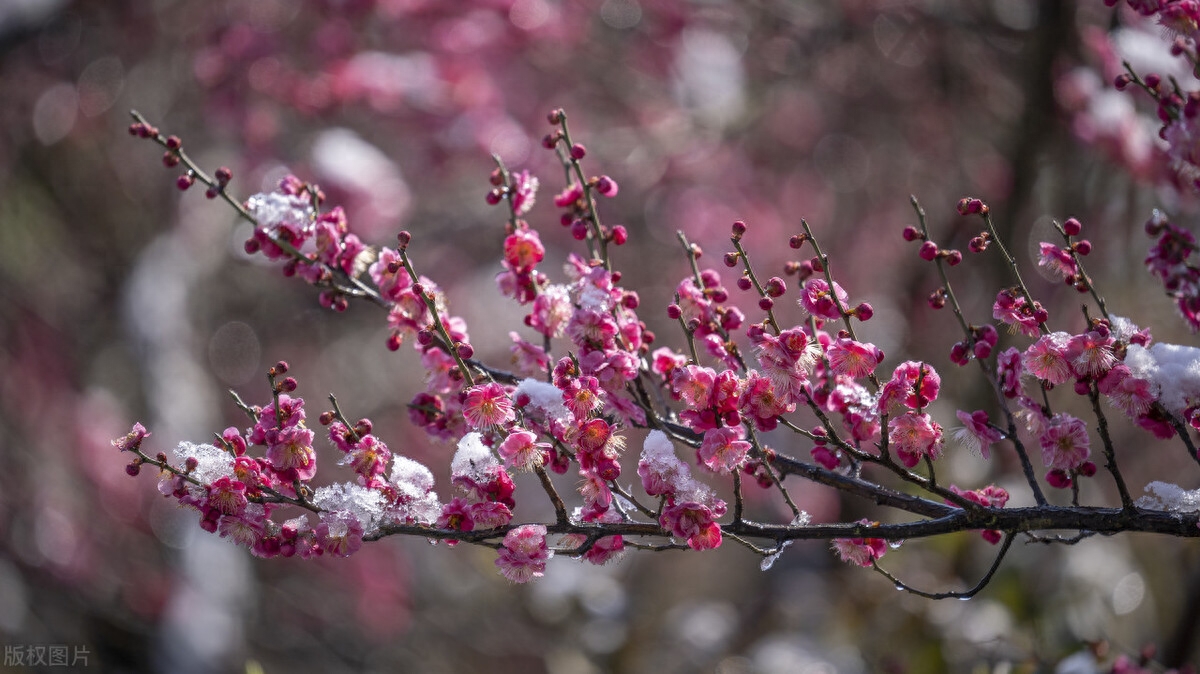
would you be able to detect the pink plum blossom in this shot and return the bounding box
[831,521,888,567]
[953,410,1005,460]
[1039,414,1091,473]
[1023,332,1072,385]
[461,382,515,430]
[825,337,884,379]
[698,426,752,473]
[888,411,944,468]
[495,524,552,583]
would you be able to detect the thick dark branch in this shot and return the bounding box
[768,452,956,519]
[367,506,1200,547]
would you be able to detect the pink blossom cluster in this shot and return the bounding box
[120,103,1200,589]
[118,363,442,560]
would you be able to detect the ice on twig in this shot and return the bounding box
[760,541,793,571]
[1136,481,1200,513]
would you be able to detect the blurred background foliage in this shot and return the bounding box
[1,1,1199,671]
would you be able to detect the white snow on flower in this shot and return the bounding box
[390,455,441,525]
[1125,342,1200,414]
[451,432,499,482]
[640,430,693,494]
[392,455,435,494]
[245,192,314,233]
[1108,315,1141,343]
[576,282,614,313]
[312,482,386,533]
[642,430,677,463]
[1136,481,1200,513]
[174,441,234,483]
[515,378,571,424]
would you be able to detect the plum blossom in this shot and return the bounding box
[510,170,539,215]
[660,488,726,552]
[1097,365,1157,417]
[1023,332,1072,385]
[1037,242,1078,280]
[638,431,692,497]
[498,429,550,471]
[825,337,884,379]
[1065,330,1117,379]
[878,361,941,412]
[831,520,888,567]
[888,411,944,468]
[315,511,364,557]
[739,370,794,432]
[993,289,1045,338]
[953,409,1005,459]
[799,278,849,320]
[1039,414,1091,473]
[495,524,552,583]
[462,382,515,430]
[698,426,751,473]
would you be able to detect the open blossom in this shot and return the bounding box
[739,370,794,432]
[1023,332,1072,385]
[1065,330,1117,379]
[438,496,475,532]
[265,425,317,481]
[462,382,515,430]
[888,412,943,468]
[673,365,717,408]
[1039,414,1091,472]
[753,327,817,403]
[529,284,572,338]
[825,337,884,379]
[832,520,888,567]
[509,332,550,376]
[207,476,249,516]
[993,289,1044,338]
[498,429,549,471]
[698,426,751,473]
[368,247,411,301]
[1037,242,1078,280]
[828,380,881,444]
[566,308,618,351]
[799,278,849,320]
[113,422,151,452]
[495,524,552,583]
[503,227,545,273]
[1097,365,1157,417]
[217,505,268,550]
[947,485,1009,544]
[661,496,725,551]
[315,511,364,557]
[562,375,604,420]
[953,409,1005,460]
[340,434,391,483]
[878,361,941,411]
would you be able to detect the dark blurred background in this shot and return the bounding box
[2,1,1199,672]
